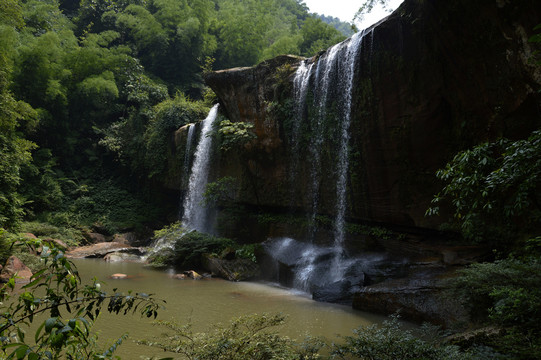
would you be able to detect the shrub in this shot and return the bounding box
[217,119,256,152]
[447,255,541,358]
[0,228,13,265]
[147,223,235,269]
[139,313,324,360]
[330,315,471,360]
[203,176,238,206]
[144,94,209,178]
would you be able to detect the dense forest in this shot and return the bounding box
[0,0,350,238]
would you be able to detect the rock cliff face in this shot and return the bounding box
[204,0,541,232]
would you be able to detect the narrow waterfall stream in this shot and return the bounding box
[182,123,196,187]
[333,29,367,251]
[307,44,340,242]
[181,104,219,233]
[177,123,196,219]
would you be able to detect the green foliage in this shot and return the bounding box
[0,239,164,360]
[427,130,541,246]
[331,315,471,360]
[214,0,345,68]
[0,228,13,265]
[354,0,393,23]
[144,95,209,178]
[169,230,235,269]
[147,224,235,269]
[18,148,64,217]
[235,243,261,263]
[217,120,256,152]
[62,179,161,235]
[317,14,355,37]
[0,0,24,29]
[448,255,541,358]
[140,313,476,360]
[299,16,345,55]
[0,18,39,230]
[203,176,239,206]
[139,313,323,360]
[76,71,119,109]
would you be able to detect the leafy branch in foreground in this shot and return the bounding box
[354,0,392,22]
[0,237,165,360]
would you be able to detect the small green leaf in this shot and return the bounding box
[15,345,29,359]
[45,318,57,333]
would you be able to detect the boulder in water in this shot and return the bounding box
[66,242,145,259]
[104,252,142,262]
[312,272,365,304]
[0,256,33,284]
[110,273,128,279]
[352,268,468,326]
[203,255,260,281]
[184,270,203,280]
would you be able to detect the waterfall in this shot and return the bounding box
[333,31,367,245]
[291,30,370,246]
[330,29,368,280]
[307,44,341,241]
[181,104,219,232]
[178,123,196,219]
[268,30,372,294]
[289,61,314,208]
[183,123,196,185]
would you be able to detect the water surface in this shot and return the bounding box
[72,259,387,358]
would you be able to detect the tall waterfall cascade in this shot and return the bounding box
[149,104,219,256]
[182,104,219,233]
[267,29,375,295]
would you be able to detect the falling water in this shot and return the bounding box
[270,30,372,293]
[178,123,196,219]
[307,45,341,241]
[183,123,196,185]
[333,31,368,247]
[289,61,314,207]
[181,104,219,232]
[330,29,368,280]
